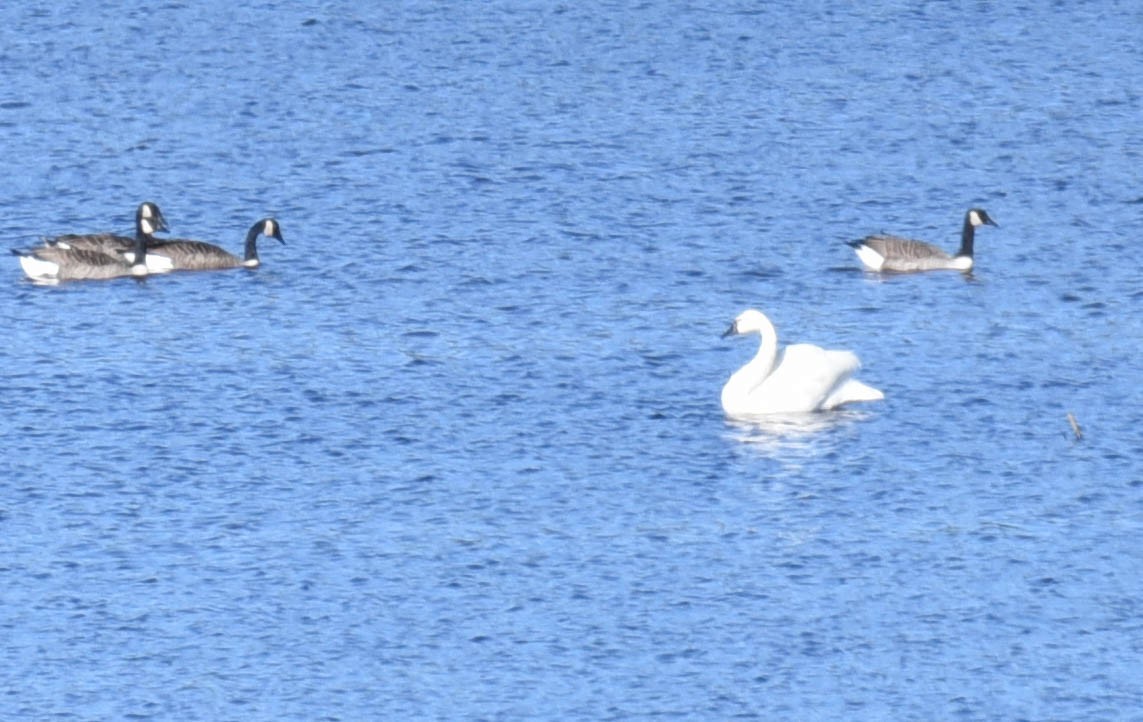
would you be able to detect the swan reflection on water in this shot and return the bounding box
[724,409,876,458]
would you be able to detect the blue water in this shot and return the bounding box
[2,2,1142,719]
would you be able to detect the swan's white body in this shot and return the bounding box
[721,309,883,417]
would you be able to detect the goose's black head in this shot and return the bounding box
[967,208,998,228]
[255,218,285,244]
[241,218,285,266]
[136,201,169,236]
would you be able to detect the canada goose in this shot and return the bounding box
[721,309,883,417]
[14,202,173,282]
[140,218,284,271]
[46,201,168,255]
[848,208,998,272]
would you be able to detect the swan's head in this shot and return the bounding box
[967,208,998,228]
[722,309,771,338]
[137,201,169,236]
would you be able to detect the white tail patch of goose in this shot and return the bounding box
[853,244,885,271]
[18,255,60,280]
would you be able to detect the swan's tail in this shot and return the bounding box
[822,378,884,409]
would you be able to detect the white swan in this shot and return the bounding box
[720,309,884,417]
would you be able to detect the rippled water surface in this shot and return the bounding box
[2,2,1142,720]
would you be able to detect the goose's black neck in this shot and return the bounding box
[243,223,262,262]
[956,214,976,259]
[131,227,149,270]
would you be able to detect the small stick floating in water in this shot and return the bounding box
[1066,412,1083,441]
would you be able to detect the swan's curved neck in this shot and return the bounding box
[721,316,779,410]
[957,214,976,258]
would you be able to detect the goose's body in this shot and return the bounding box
[43,237,174,275]
[47,232,132,252]
[14,202,172,283]
[138,218,284,271]
[721,309,883,417]
[44,202,168,254]
[849,208,997,272]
